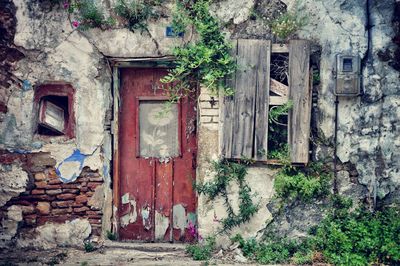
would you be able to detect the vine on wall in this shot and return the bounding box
[160,0,236,102]
[195,160,259,233]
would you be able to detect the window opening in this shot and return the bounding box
[268,53,289,159]
[34,83,75,138]
[139,100,179,158]
[38,95,69,136]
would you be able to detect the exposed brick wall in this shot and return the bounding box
[0,151,104,236]
[0,0,24,115]
[199,89,219,130]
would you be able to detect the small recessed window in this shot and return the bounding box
[342,58,353,72]
[34,84,75,138]
[38,96,68,135]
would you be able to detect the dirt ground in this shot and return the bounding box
[0,241,268,266]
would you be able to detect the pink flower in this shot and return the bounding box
[63,1,69,9]
[72,21,80,28]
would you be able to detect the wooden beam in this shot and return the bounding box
[270,78,288,97]
[220,39,271,160]
[112,66,120,236]
[288,40,311,164]
[272,43,289,53]
[269,96,288,106]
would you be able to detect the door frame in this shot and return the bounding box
[110,57,188,238]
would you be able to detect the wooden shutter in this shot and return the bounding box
[220,39,271,159]
[288,40,311,164]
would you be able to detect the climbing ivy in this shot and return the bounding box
[63,0,115,30]
[273,161,332,203]
[114,0,163,32]
[52,0,161,31]
[195,160,259,233]
[161,0,236,102]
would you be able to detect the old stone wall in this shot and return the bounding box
[0,151,104,248]
[0,0,398,249]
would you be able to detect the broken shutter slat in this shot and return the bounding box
[221,39,270,159]
[231,39,258,158]
[220,39,238,158]
[254,40,271,161]
[288,40,311,164]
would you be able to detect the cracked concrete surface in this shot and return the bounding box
[0,241,265,265]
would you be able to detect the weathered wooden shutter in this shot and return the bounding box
[220,39,271,159]
[288,40,311,164]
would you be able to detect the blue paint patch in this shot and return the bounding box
[11,149,31,154]
[165,26,184,38]
[31,141,43,149]
[22,80,32,91]
[56,149,87,183]
[103,164,109,179]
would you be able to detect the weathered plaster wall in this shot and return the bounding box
[203,0,400,240]
[0,0,114,248]
[197,89,276,246]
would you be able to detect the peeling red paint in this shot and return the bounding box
[118,68,197,242]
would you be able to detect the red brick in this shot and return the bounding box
[77,177,89,183]
[72,202,84,208]
[34,173,46,181]
[45,184,62,189]
[88,214,102,219]
[35,181,47,188]
[0,152,24,165]
[31,189,45,195]
[73,206,89,213]
[52,208,72,215]
[48,179,62,185]
[61,183,80,189]
[89,177,103,182]
[87,210,102,216]
[89,205,101,211]
[46,189,62,195]
[51,201,74,208]
[47,169,59,179]
[23,195,55,201]
[9,200,31,206]
[75,194,88,204]
[37,215,79,225]
[89,218,102,224]
[87,182,102,189]
[62,188,79,194]
[56,194,76,200]
[86,192,94,197]
[80,187,89,192]
[36,202,51,215]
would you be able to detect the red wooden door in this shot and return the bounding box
[118,68,197,242]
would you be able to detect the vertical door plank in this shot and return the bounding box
[221,39,271,159]
[220,39,238,158]
[254,40,271,161]
[155,161,173,241]
[288,40,311,164]
[172,94,197,242]
[231,39,258,158]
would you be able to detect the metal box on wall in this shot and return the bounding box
[335,54,361,96]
